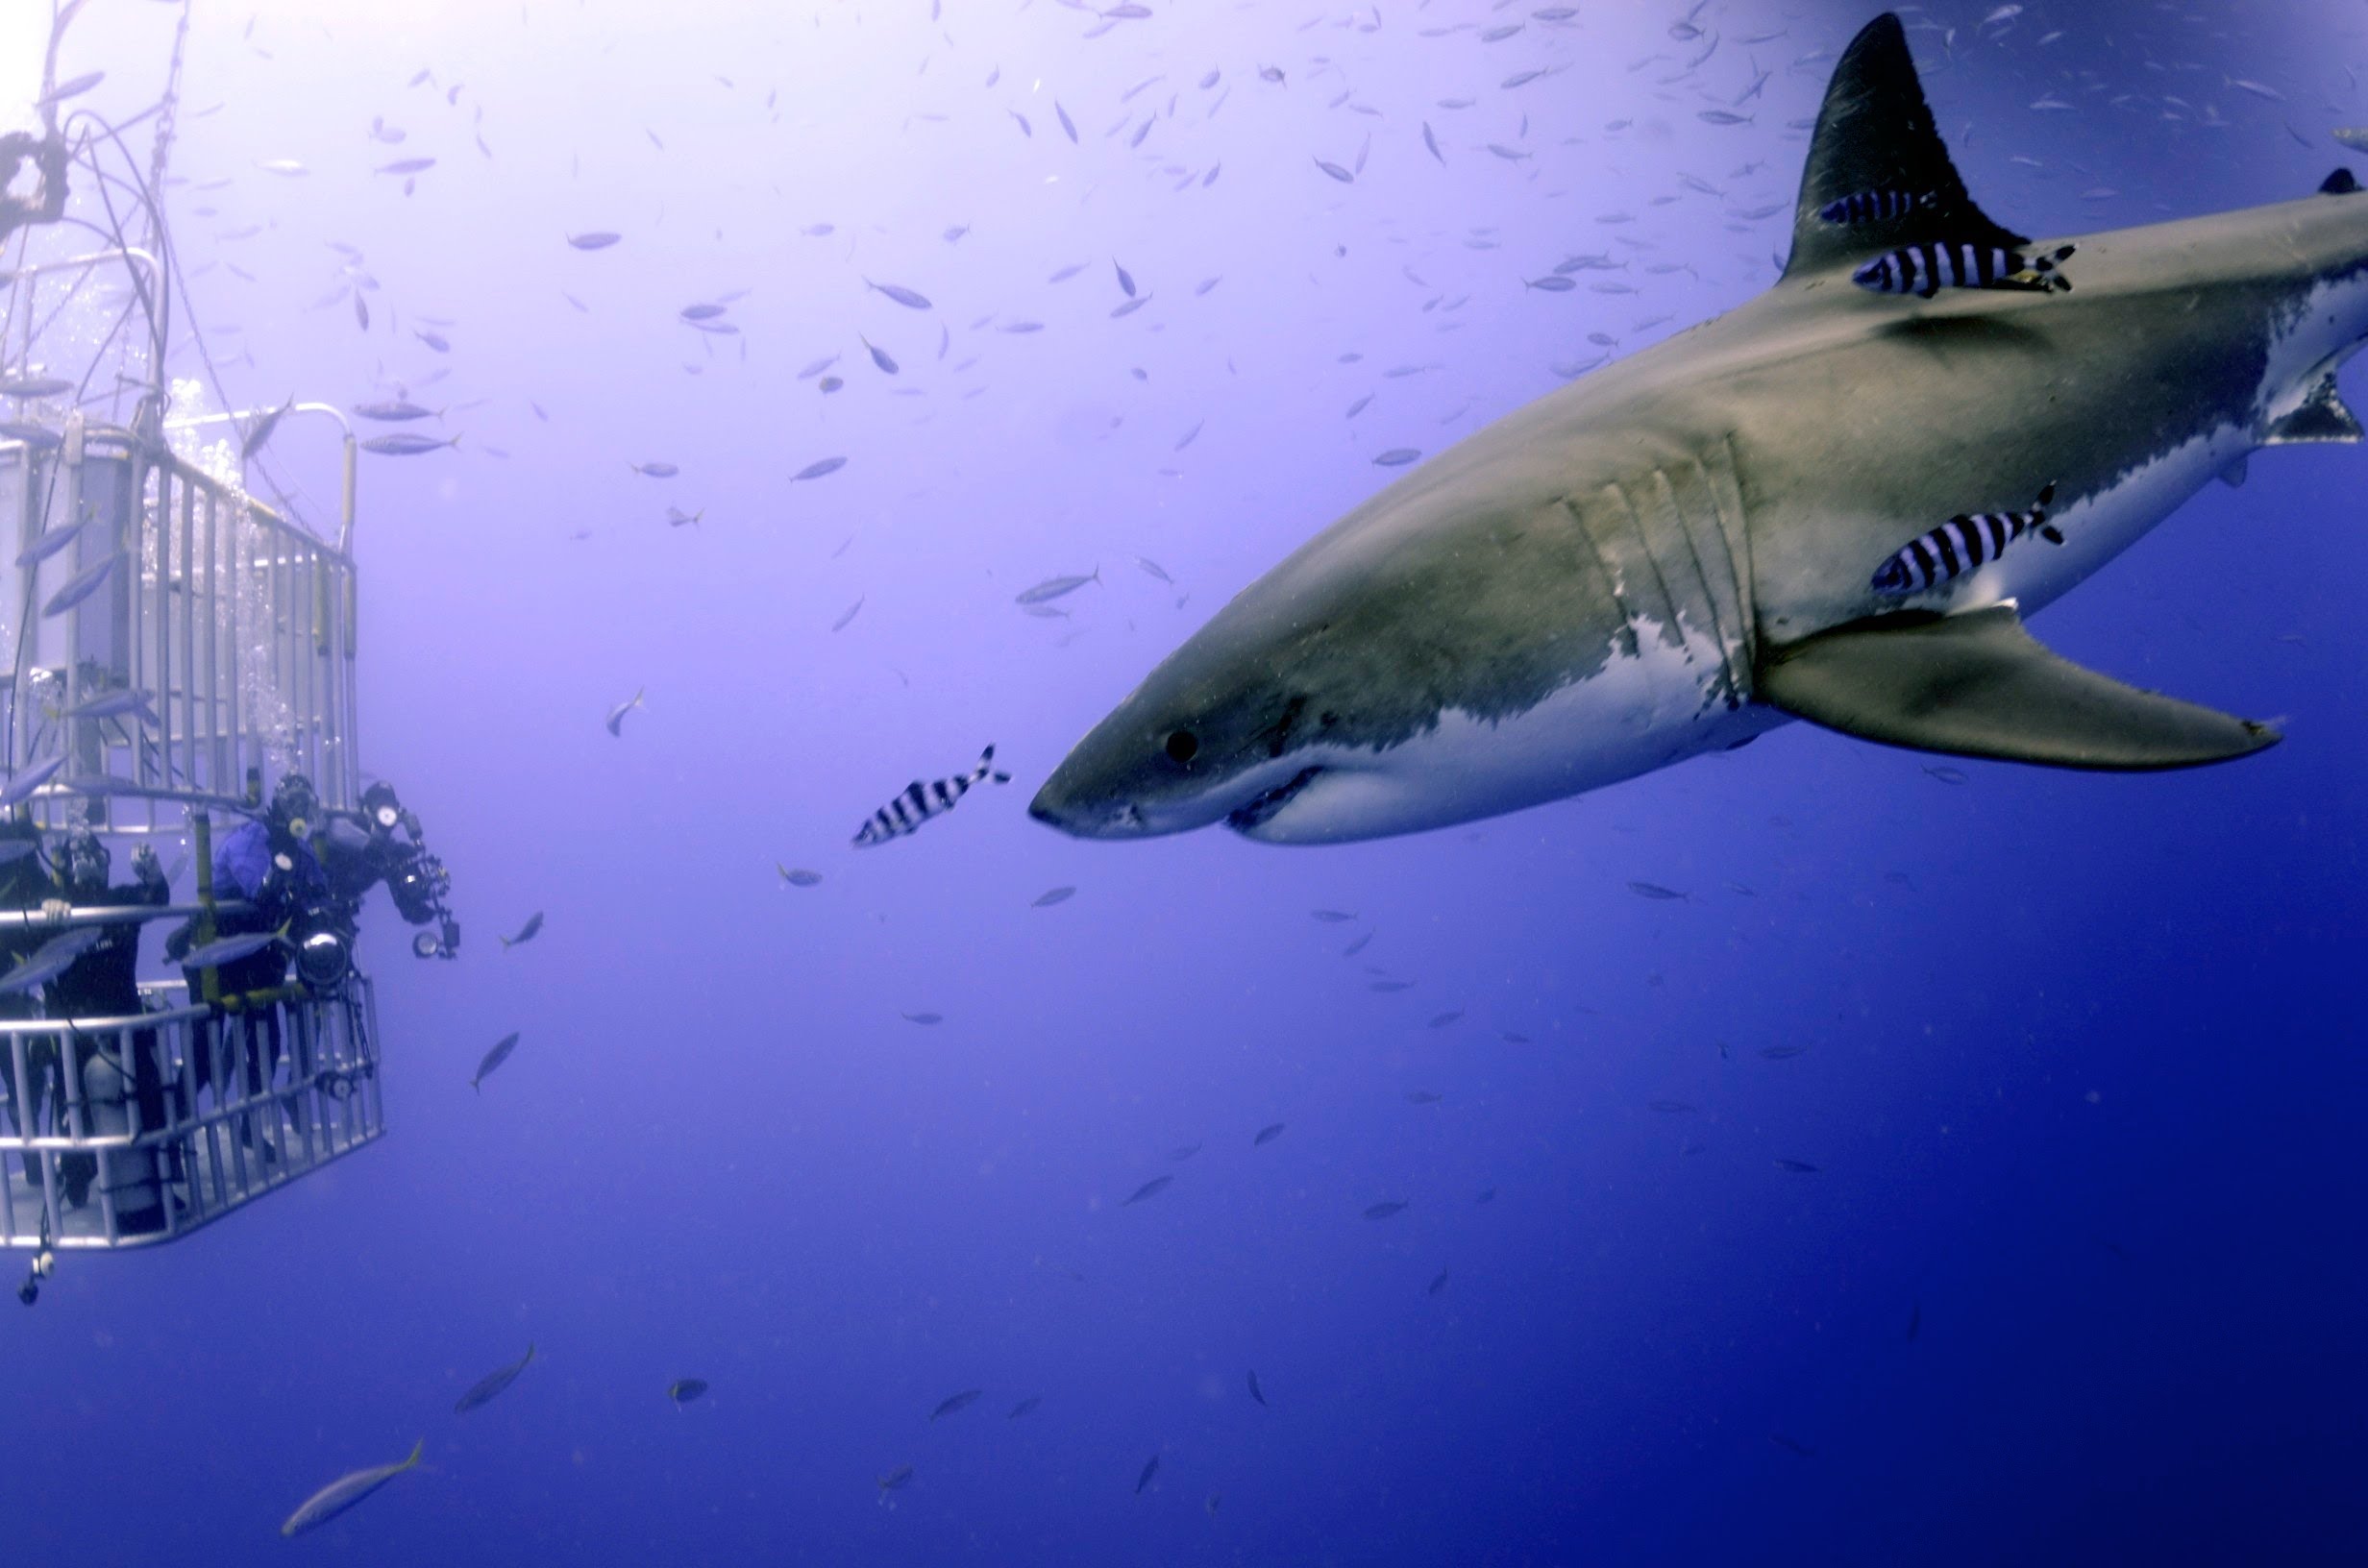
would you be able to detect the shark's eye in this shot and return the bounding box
[1164,729,1199,764]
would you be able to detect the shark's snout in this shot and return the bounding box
[1027,769,1151,840]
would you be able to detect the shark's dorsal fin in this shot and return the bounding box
[1757,604,2280,771]
[1782,12,2028,282]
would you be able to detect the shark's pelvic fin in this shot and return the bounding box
[1782,13,2027,283]
[2260,370,2364,445]
[1756,604,2281,771]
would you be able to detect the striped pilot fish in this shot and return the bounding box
[1872,483,2062,597]
[853,745,1011,845]
[1852,239,2075,298]
[1816,187,1935,225]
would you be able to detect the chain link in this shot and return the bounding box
[142,0,191,251]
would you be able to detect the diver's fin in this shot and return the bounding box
[1756,604,2280,770]
[2260,370,2363,445]
[1782,12,2027,282]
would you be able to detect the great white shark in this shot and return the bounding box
[1031,13,2353,846]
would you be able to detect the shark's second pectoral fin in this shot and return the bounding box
[2260,370,2364,445]
[1757,605,2280,771]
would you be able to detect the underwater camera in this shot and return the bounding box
[396,853,458,960]
[360,782,459,961]
[295,924,352,994]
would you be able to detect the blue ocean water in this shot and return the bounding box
[2,0,2363,1562]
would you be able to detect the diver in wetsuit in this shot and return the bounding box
[312,779,455,961]
[0,817,51,1185]
[45,830,168,1231]
[165,774,327,1114]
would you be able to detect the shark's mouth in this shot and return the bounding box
[1225,766,1323,834]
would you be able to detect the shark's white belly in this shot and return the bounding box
[1240,614,1779,845]
[1957,426,2248,619]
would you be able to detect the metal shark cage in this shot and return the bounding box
[0,239,384,1260]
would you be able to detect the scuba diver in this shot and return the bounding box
[0,814,52,1185]
[169,772,328,994]
[44,829,169,1232]
[312,779,458,967]
[165,772,454,1109]
[164,773,328,1122]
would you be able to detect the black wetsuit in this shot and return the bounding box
[0,822,51,1184]
[46,870,167,1225]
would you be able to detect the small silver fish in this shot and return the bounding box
[37,70,105,108]
[471,1031,521,1090]
[605,689,644,736]
[0,927,104,995]
[63,689,157,723]
[353,400,438,422]
[41,555,115,618]
[15,518,84,568]
[360,432,458,456]
[868,280,932,310]
[241,395,296,460]
[0,756,63,809]
[183,926,287,971]
[1016,569,1099,605]
[0,422,62,451]
[280,1441,423,1537]
[454,1345,535,1413]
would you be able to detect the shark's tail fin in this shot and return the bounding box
[1782,13,2028,282]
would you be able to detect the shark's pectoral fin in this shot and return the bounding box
[1756,604,2280,771]
[2260,370,2364,445]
